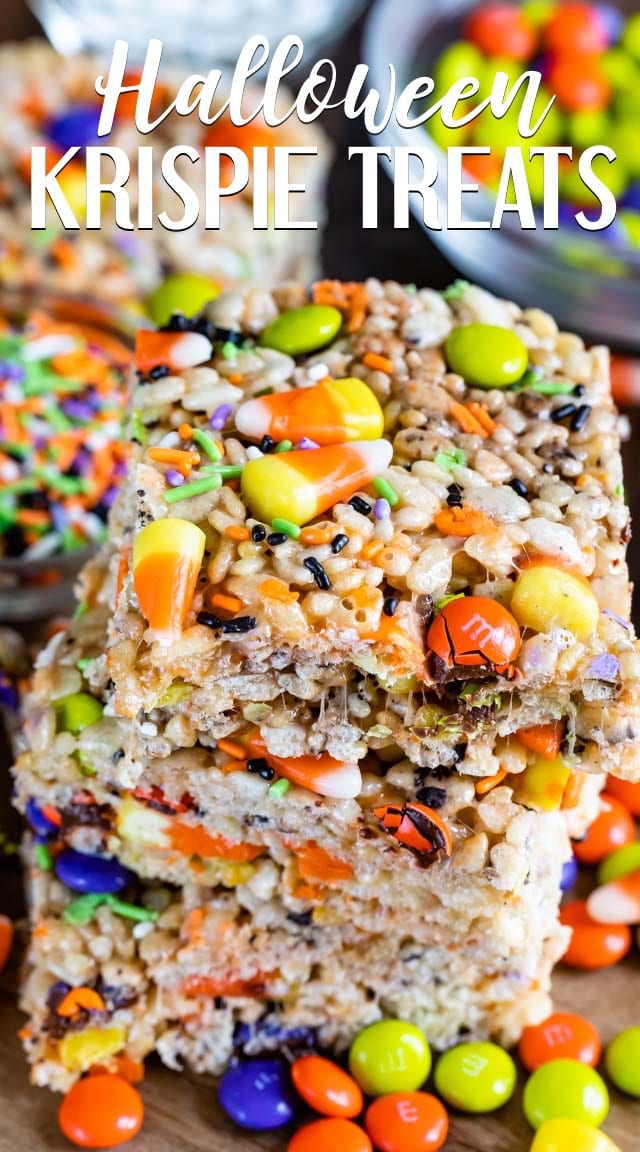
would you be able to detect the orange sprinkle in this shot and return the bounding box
[183,908,205,944]
[50,238,80,271]
[41,804,62,827]
[147,447,199,471]
[300,526,333,546]
[360,540,384,561]
[210,593,244,613]
[57,987,105,1018]
[224,524,250,542]
[221,759,249,774]
[16,509,49,527]
[434,506,494,537]
[228,373,243,385]
[258,578,300,604]
[448,398,488,437]
[561,771,585,811]
[178,423,193,440]
[32,922,49,939]
[465,401,497,434]
[217,738,247,760]
[363,351,395,375]
[312,280,370,333]
[475,768,508,795]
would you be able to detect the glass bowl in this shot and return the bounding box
[0,286,136,622]
[363,0,640,351]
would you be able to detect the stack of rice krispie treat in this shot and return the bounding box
[0,41,329,307]
[13,277,640,1091]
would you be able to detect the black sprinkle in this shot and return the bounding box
[383,596,398,617]
[267,532,288,546]
[508,477,529,498]
[446,491,463,507]
[247,758,275,780]
[251,525,267,542]
[447,483,462,497]
[573,384,586,397]
[112,749,125,763]
[161,312,190,331]
[287,910,313,926]
[260,435,276,453]
[149,365,170,380]
[214,327,244,347]
[331,533,349,554]
[453,743,467,762]
[349,496,372,516]
[303,557,331,590]
[551,402,577,423]
[415,786,447,809]
[570,404,591,432]
[197,611,223,630]
[222,616,257,633]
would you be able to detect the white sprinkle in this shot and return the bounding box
[132,921,155,939]
[103,703,116,717]
[246,446,264,460]
[23,533,60,560]
[0,461,19,481]
[140,721,158,737]
[158,431,181,448]
[308,362,329,381]
[3,384,23,404]
[21,335,77,360]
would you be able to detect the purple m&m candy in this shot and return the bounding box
[55,848,135,893]
[47,105,102,151]
[623,181,640,212]
[26,798,59,838]
[561,854,578,893]
[595,4,625,45]
[218,1059,297,1130]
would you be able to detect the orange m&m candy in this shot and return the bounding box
[288,1117,372,1152]
[519,1012,602,1071]
[365,1092,449,1152]
[544,4,608,55]
[560,900,631,969]
[58,1074,144,1148]
[605,775,640,817]
[573,794,636,865]
[548,54,610,113]
[291,1054,363,1118]
[426,595,521,669]
[0,915,14,972]
[465,3,536,59]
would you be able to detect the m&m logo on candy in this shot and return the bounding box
[132,518,205,642]
[235,377,384,446]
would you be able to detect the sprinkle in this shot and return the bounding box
[246,446,263,460]
[140,721,158,737]
[300,526,332,545]
[224,524,250,541]
[298,437,320,450]
[147,447,199,469]
[271,518,301,539]
[218,738,247,759]
[303,556,331,590]
[570,404,591,432]
[258,578,299,603]
[383,596,398,616]
[210,403,233,430]
[508,477,529,498]
[307,362,329,381]
[434,591,465,611]
[528,376,575,396]
[275,439,293,453]
[202,464,243,479]
[210,593,244,613]
[573,384,586,397]
[192,427,223,461]
[179,423,193,439]
[373,476,399,506]
[442,279,469,301]
[267,532,288,546]
[35,843,53,871]
[222,616,257,633]
[76,658,91,672]
[331,533,349,553]
[373,498,390,520]
[260,435,276,453]
[197,611,223,630]
[602,609,631,631]
[221,340,239,359]
[104,896,158,922]
[247,757,275,780]
[63,894,107,925]
[255,387,275,397]
[363,351,394,375]
[251,525,267,541]
[269,778,291,798]
[163,474,222,502]
[348,496,372,516]
[165,469,185,487]
[551,402,577,423]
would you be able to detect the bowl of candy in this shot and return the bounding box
[0,286,134,621]
[364,0,640,349]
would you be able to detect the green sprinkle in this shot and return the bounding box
[35,843,53,871]
[519,370,575,396]
[434,592,465,612]
[0,477,38,496]
[104,896,159,923]
[61,526,88,552]
[130,410,148,445]
[275,440,293,453]
[76,657,91,672]
[201,464,243,479]
[615,483,624,498]
[268,778,291,798]
[405,283,417,294]
[156,682,192,707]
[43,406,73,432]
[0,441,29,458]
[373,476,399,506]
[73,750,97,777]
[73,601,88,620]
[254,386,274,397]
[63,893,108,925]
[271,517,301,538]
[434,448,466,472]
[367,724,393,739]
[192,427,222,461]
[221,341,239,360]
[33,467,91,496]
[164,475,222,502]
[442,279,469,301]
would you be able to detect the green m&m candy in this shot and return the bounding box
[434,1042,516,1113]
[444,322,528,388]
[523,1059,609,1130]
[259,305,342,356]
[348,1020,431,1095]
[56,692,103,735]
[146,273,220,326]
[605,1028,640,1096]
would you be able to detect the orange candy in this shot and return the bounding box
[374,802,452,859]
[426,596,521,669]
[605,775,640,817]
[560,900,632,969]
[288,1117,372,1152]
[465,3,536,59]
[573,794,636,865]
[544,4,608,55]
[58,1074,144,1148]
[0,915,14,972]
[516,722,564,761]
[519,1012,602,1072]
[365,1092,449,1152]
[548,54,610,113]
[291,1055,363,1118]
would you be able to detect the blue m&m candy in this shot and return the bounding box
[560,855,578,892]
[55,848,135,894]
[218,1059,297,1130]
[26,798,59,839]
[47,105,102,151]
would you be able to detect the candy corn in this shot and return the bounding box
[513,756,572,812]
[135,329,212,376]
[587,871,640,925]
[248,732,362,799]
[132,518,205,641]
[235,377,384,446]
[240,440,393,527]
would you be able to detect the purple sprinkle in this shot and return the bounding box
[210,404,233,430]
[586,653,621,681]
[113,233,140,258]
[114,460,128,478]
[165,469,184,487]
[560,855,578,893]
[374,497,390,520]
[0,361,26,382]
[602,609,631,631]
[62,399,93,422]
[297,437,320,450]
[100,486,119,508]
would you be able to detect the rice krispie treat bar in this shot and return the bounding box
[0,41,329,305]
[99,278,640,782]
